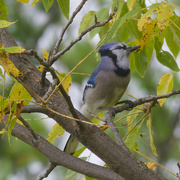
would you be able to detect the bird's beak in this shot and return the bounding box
[127,46,140,52]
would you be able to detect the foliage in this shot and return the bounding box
[0,0,180,180]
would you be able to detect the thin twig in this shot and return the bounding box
[53,0,88,55]
[106,111,129,152]
[50,7,117,65]
[18,115,38,140]
[38,162,57,180]
[22,49,45,66]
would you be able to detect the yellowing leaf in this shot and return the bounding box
[41,48,49,60]
[155,4,174,30]
[38,65,43,72]
[0,46,25,53]
[157,73,173,106]
[0,0,8,20]
[56,72,72,94]
[16,0,29,3]
[0,20,16,28]
[0,128,6,134]
[31,0,40,6]
[127,0,136,11]
[137,20,157,50]
[47,123,65,144]
[0,53,23,77]
[145,162,156,171]
[138,3,160,31]
[9,82,32,105]
[146,116,158,157]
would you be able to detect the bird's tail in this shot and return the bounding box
[64,105,93,155]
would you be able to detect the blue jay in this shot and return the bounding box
[64,42,140,154]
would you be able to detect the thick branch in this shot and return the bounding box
[0,116,124,180]
[0,28,167,180]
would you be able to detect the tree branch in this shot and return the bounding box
[53,0,88,56]
[0,116,124,180]
[0,28,167,180]
[50,7,117,65]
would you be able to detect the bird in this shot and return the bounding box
[64,42,140,155]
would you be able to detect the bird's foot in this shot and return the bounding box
[98,106,116,118]
[116,100,135,110]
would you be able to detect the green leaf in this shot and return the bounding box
[31,0,40,6]
[0,0,8,20]
[0,46,25,53]
[43,0,54,12]
[9,82,32,105]
[125,125,141,151]
[78,11,95,35]
[57,0,69,20]
[47,123,65,144]
[8,116,17,144]
[164,25,180,59]
[131,50,149,78]
[156,50,179,71]
[144,38,154,61]
[89,7,109,40]
[0,20,17,28]
[157,73,173,106]
[127,0,136,11]
[73,146,86,157]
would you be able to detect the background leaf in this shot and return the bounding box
[57,0,69,20]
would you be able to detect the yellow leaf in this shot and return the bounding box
[41,48,49,60]
[16,0,29,3]
[38,65,43,72]
[155,4,174,30]
[56,72,72,94]
[136,19,157,50]
[47,123,65,144]
[9,82,32,105]
[31,0,40,6]
[0,20,17,28]
[0,53,23,77]
[145,162,156,171]
[0,128,6,134]
[127,0,136,11]
[146,116,158,157]
[157,73,173,106]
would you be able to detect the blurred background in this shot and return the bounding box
[0,0,180,179]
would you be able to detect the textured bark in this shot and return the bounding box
[0,29,166,180]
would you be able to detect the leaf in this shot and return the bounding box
[0,52,23,77]
[0,0,8,20]
[43,0,54,12]
[89,7,109,40]
[0,128,6,134]
[127,108,139,132]
[132,50,149,78]
[9,82,32,105]
[73,146,86,157]
[125,125,141,151]
[0,20,16,28]
[164,26,180,59]
[78,11,95,35]
[0,96,10,120]
[47,123,65,144]
[56,72,72,94]
[8,116,17,143]
[38,65,43,72]
[127,0,136,11]
[156,4,174,30]
[41,48,49,60]
[157,73,173,106]
[16,0,29,3]
[57,0,69,20]
[156,50,179,72]
[138,3,161,31]
[137,19,157,50]
[145,162,156,171]
[146,116,158,157]
[0,46,25,53]
[31,0,40,6]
